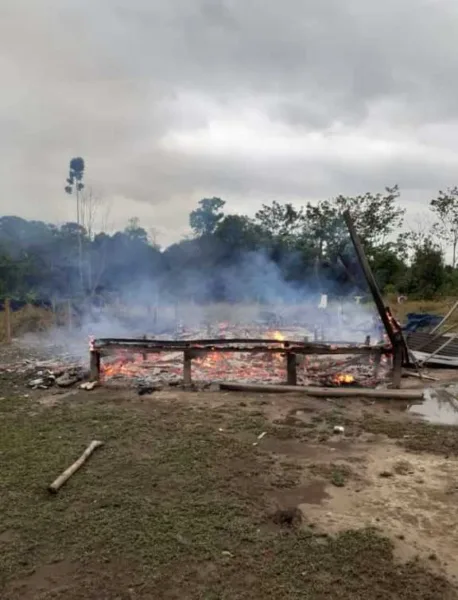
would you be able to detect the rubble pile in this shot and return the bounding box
[99,351,389,389]
[0,356,87,391]
[1,322,389,392]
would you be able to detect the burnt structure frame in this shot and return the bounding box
[90,338,389,386]
[88,211,405,389]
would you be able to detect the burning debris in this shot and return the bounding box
[0,322,393,395]
[88,326,392,390]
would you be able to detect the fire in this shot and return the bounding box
[265,330,286,362]
[333,373,355,385]
[271,331,285,341]
[102,352,144,378]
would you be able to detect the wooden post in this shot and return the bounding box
[90,351,101,381]
[142,334,147,361]
[364,335,371,364]
[286,352,297,385]
[183,349,192,386]
[392,343,403,389]
[4,298,12,344]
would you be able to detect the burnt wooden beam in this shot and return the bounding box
[343,210,411,368]
[183,349,192,386]
[343,210,396,345]
[93,337,295,348]
[89,350,101,381]
[91,337,389,356]
[91,344,385,356]
[286,352,297,385]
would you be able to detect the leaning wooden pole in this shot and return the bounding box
[342,210,412,385]
[48,440,103,494]
[343,211,396,346]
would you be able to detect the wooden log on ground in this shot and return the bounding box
[219,382,424,400]
[48,440,103,494]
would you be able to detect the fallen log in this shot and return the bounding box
[48,440,103,494]
[219,382,424,400]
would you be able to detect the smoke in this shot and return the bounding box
[3,212,385,362]
[18,245,382,365]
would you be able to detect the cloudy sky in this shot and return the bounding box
[1,0,458,246]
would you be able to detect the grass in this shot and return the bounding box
[391,298,458,325]
[360,415,458,456]
[0,392,456,599]
[0,304,55,341]
[309,462,354,487]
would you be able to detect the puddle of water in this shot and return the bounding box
[408,388,458,425]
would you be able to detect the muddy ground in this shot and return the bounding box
[1,351,458,598]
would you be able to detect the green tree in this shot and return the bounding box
[408,238,446,299]
[124,217,149,244]
[190,197,225,236]
[64,157,86,287]
[303,186,404,262]
[254,201,304,243]
[430,187,458,267]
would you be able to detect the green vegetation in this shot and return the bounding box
[1,160,458,304]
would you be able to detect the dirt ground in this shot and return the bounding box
[1,359,458,598]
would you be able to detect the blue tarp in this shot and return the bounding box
[403,312,443,332]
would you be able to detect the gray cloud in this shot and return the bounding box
[1,0,458,245]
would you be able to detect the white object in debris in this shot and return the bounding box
[333,426,345,434]
[318,294,328,309]
[253,431,267,446]
[80,381,98,391]
[354,296,363,304]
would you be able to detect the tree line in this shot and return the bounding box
[1,167,458,305]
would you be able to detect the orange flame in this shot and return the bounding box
[100,330,293,382]
[273,331,284,341]
[333,373,355,385]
